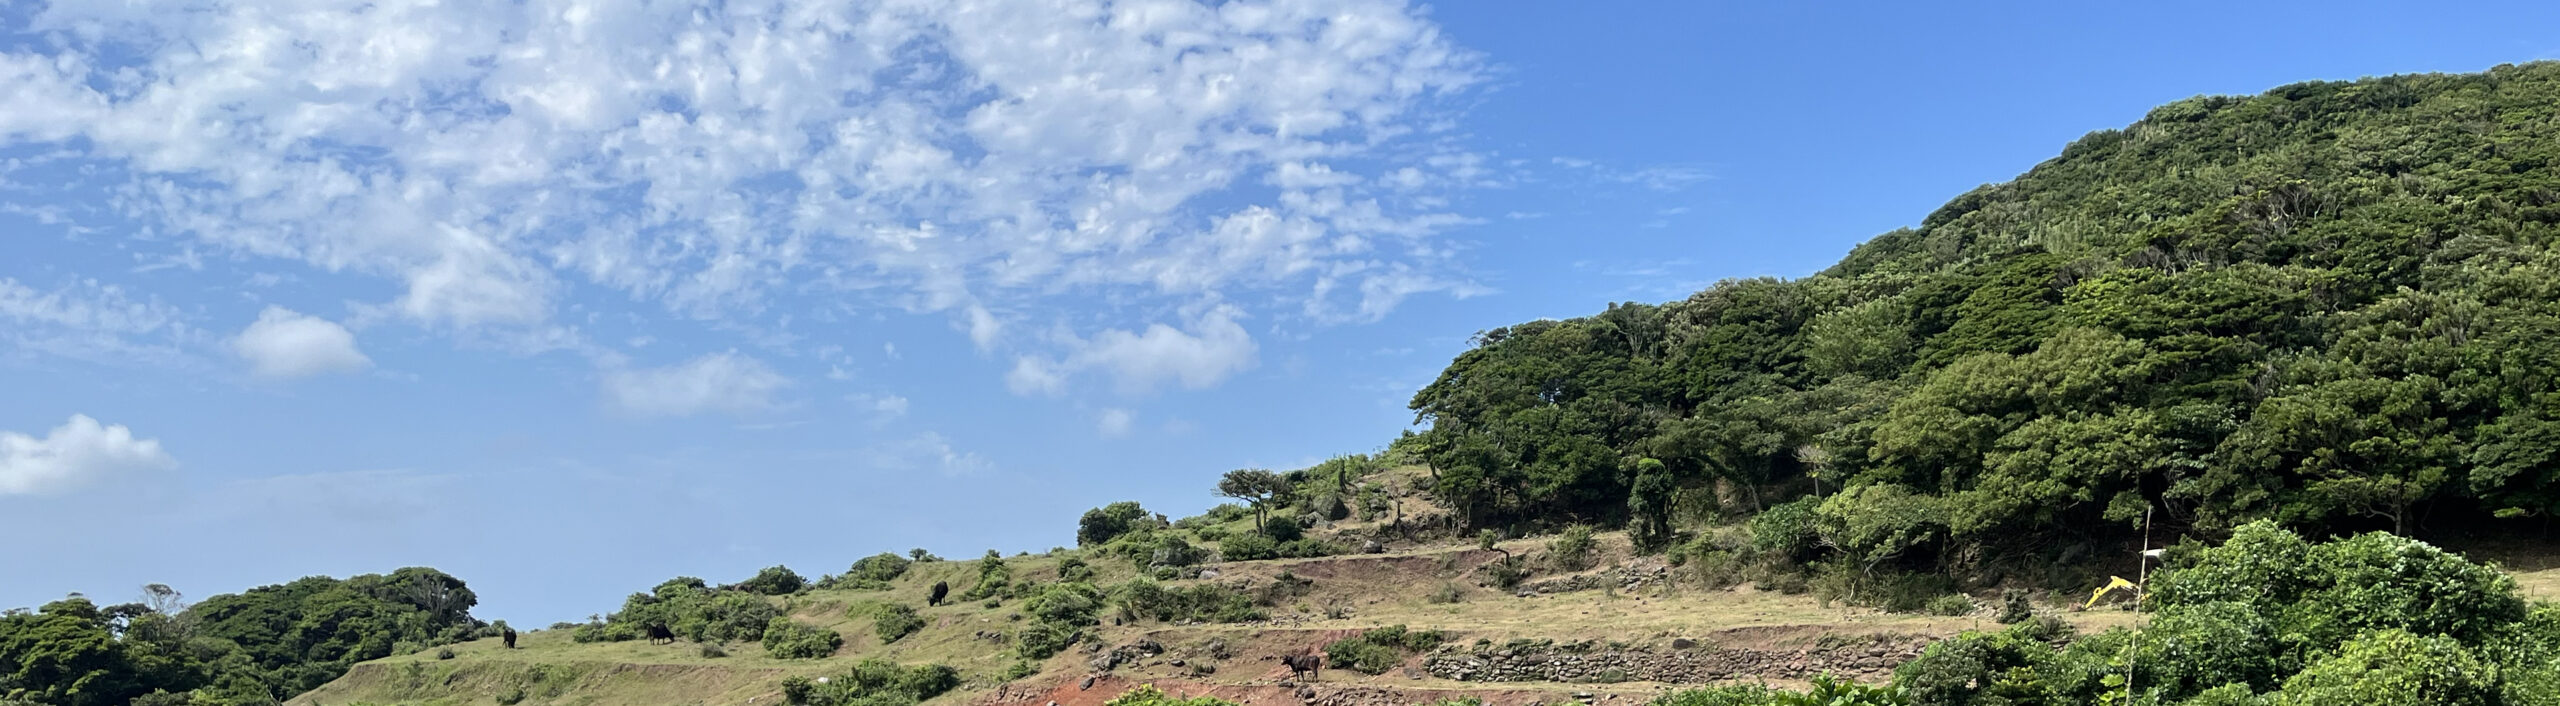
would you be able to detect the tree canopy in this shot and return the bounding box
[1405,62,2560,575]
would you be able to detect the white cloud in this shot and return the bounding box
[873,395,911,417]
[231,307,370,379]
[1009,307,1259,396]
[1097,408,1136,439]
[0,277,195,366]
[0,414,178,496]
[869,432,989,477]
[0,0,1491,382]
[602,352,789,417]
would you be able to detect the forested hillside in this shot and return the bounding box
[0,569,489,705]
[1404,61,2560,576]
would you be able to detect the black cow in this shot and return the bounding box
[644,624,676,645]
[928,581,949,606]
[502,626,517,649]
[1277,653,1322,681]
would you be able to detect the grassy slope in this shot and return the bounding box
[308,465,2560,706]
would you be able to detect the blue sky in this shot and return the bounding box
[4,0,2554,625]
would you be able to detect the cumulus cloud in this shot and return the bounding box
[0,0,1490,385]
[231,307,370,379]
[602,352,789,417]
[0,414,178,495]
[1008,308,1259,396]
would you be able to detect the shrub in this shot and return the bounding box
[1002,659,1040,682]
[1279,538,1341,558]
[737,566,808,595]
[1655,675,1905,706]
[960,550,1012,601]
[2277,629,2497,706]
[847,553,913,583]
[1080,501,1155,546]
[1326,639,1403,675]
[1103,685,1243,706]
[874,603,926,643]
[1550,525,1597,572]
[1484,555,1532,590]
[436,647,456,660]
[1325,624,1443,675]
[1026,582,1105,627]
[1924,594,1975,617]
[1058,556,1095,582]
[761,618,843,659]
[1748,497,1824,562]
[783,659,962,706]
[1222,534,1280,561]
[1994,589,2033,624]
[1265,515,1305,542]
[1015,619,1079,659]
[700,642,728,658]
[1112,579,1263,623]
[1428,582,1465,604]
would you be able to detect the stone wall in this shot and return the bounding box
[1422,636,1929,684]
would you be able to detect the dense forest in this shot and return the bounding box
[1404,62,2560,582]
[0,569,488,706]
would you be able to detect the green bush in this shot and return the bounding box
[1550,525,1597,572]
[782,659,961,706]
[700,642,727,658]
[737,565,807,595]
[1111,579,1263,623]
[1325,639,1403,675]
[1324,624,1443,675]
[1102,685,1242,706]
[959,550,1012,601]
[1265,515,1305,542]
[1654,675,1905,706]
[1080,501,1155,547]
[1058,555,1095,582]
[2276,630,2497,706]
[760,618,842,659]
[846,552,913,583]
[1222,533,1280,561]
[1747,496,1823,561]
[1015,619,1080,659]
[1278,538,1341,558]
[874,603,926,644]
[1994,589,2033,624]
[1924,594,1975,616]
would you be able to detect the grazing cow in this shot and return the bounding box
[644,624,676,645]
[928,581,950,606]
[502,626,517,649]
[1277,653,1322,681]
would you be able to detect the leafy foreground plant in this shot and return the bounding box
[782,659,959,706]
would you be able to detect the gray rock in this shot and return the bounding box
[1670,638,1696,649]
[1079,677,1095,691]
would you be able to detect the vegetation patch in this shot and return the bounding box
[1325,624,1447,675]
